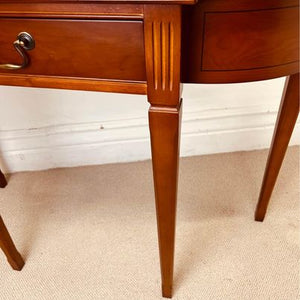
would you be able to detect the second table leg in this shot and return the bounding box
[255,73,299,221]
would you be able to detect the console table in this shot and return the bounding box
[0,0,299,298]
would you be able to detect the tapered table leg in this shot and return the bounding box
[149,102,182,298]
[0,169,7,188]
[255,73,299,221]
[144,5,182,298]
[0,215,24,270]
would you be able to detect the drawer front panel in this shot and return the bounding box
[202,7,299,71]
[0,18,146,81]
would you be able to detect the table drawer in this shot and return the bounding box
[0,18,146,81]
[183,0,299,83]
[202,7,299,72]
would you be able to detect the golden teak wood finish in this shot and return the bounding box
[0,3,145,18]
[0,19,146,81]
[255,73,299,221]
[0,3,147,94]
[144,5,182,297]
[0,1,299,298]
[182,0,299,83]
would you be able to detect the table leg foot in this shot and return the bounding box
[162,285,173,298]
[0,215,25,270]
[255,73,299,222]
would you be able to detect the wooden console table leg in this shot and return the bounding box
[0,169,7,188]
[0,215,24,270]
[144,5,182,298]
[255,73,299,221]
[149,103,182,298]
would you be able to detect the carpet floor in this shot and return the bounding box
[0,147,299,300]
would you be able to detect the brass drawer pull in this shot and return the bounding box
[0,32,35,70]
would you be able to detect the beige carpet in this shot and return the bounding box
[0,147,299,300]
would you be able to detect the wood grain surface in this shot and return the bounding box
[0,18,146,81]
[144,4,182,298]
[183,0,299,83]
[0,0,197,4]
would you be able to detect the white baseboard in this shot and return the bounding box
[1,101,299,173]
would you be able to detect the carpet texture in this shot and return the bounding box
[0,147,299,300]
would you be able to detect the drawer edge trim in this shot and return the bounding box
[0,74,147,95]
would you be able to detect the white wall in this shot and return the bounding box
[0,77,299,173]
